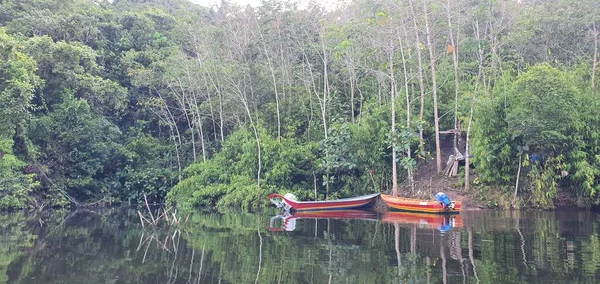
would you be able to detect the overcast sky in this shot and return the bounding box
[189,0,261,7]
[188,0,347,10]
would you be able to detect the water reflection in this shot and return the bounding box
[382,211,462,232]
[1,209,600,283]
[269,210,378,231]
[269,210,460,233]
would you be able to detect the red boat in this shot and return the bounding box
[269,210,379,231]
[268,193,380,211]
[382,211,463,230]
[381,194,462,214]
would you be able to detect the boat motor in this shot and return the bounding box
[435,192,456,210]
[269,193,296,212]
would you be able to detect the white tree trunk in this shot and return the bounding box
[409,0,426,145]
[447,0,461,154]
[593,22,598,89]
[423,0,442,173]
[398,27,415,193]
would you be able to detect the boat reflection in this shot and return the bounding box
[269,210,461,232]
[382,211,463,232]
[269,210,379,231]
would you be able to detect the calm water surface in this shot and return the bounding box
[1,208,600,283]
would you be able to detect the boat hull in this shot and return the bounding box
[268,193,380,211]
[381,194,461,214]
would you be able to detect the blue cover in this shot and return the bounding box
[434,192,451,207]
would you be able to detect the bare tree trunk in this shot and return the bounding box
[465,19,485,192]
[389,45,399,197]
[409,0,426,145]
[197,116,206,162]
[171,79,196,162]
[299,35,328,199]
[357,79,364,125]
[190,31,218,144]
[350,70,355,123]
[397,26,415,193]
[447,0,461,153]
[423,0,442,173]
[159,103,182,180]
[204,65,225,143]
[183,63,208,162]
[468,228,479,282]
[246,75,262,190]
[321,32,330,140]
[255,228,263,284]
[441,240,447,284]
[218,83,225,143]
[464,85,476,192]
[254,15,282,141]
[514,152,522,203]
[593,22,598,89]
[198,62,219,144]
[206,88,217,143]
[239,90,261,189]
[206,70,220,142]
[394,223,401,278]
[320,32,331,199]
[187,86,207,162]
[187,90,207,163]
[377,77,383,106]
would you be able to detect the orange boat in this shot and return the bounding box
[382,211,463,231]
[381,193,462,214]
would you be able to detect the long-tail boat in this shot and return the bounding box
[381,192,461,214]
[269,210,378,231]
[268,193,380,211]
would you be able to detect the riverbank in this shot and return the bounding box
[395,136,585,210]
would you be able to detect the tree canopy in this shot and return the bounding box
[0,0,599,210]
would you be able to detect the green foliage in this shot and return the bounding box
[24,36,128,117]
[0,139,38,209]
[388,125,419,172]
[28,93,127,202]
[318,120,357,197]
[168,127,317,210]
[505,64,577,155]
[0,29,40,136]
[527,156,565,208]
[472,64,600,208]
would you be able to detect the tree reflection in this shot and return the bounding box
[1,209,600,283]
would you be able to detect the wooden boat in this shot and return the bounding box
[269,210,378,232]
[382,211,463,231]
[267,193,380,211]
[381,194,462,214]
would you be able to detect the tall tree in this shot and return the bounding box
[446,0,461,153]
[408,0,426,146]
[423,0,442,173]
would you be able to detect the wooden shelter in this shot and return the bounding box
[439,128,467,177]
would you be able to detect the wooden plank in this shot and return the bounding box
[440,128,462,134]
[451,160,459,177]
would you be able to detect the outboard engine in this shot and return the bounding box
[284,193,297,201]
[273,193,295,212]
[435,192,455,210]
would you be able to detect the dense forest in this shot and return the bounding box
[0,0,599,210]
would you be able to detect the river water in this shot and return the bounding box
[1,208,599,283]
